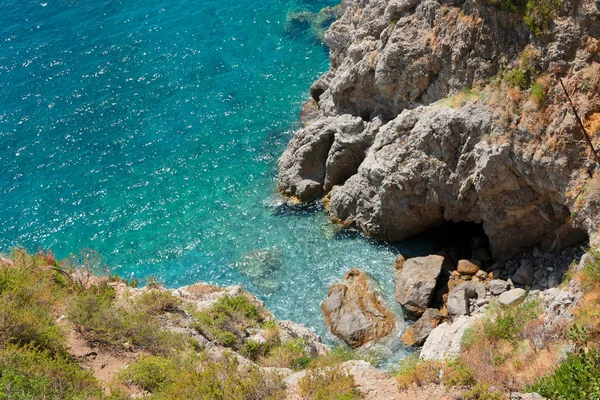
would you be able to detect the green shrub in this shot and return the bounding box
[0,343,103,400]
[191,295,265,350]
[0,262,67,355]
[524,0,562,36]
[151,353,286,400]
[531,349,600,400]
[505,68,530,89]
[530,81,547,104]
[67,289,186,355]
[487,0,526,12]
[443,359,476,387]
[394,353,441,389]
[258,338,311,370]
[299,363,362,400]
[119,355,178,392]
[135,289,181,315]
[481,297,541,343]
[463,383,505,400]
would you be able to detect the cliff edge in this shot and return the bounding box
[278,0,600,260]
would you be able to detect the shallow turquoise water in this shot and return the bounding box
[0,0,432,350]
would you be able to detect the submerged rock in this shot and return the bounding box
[322,269,396,348]
[236,249,283,279]
[394,255,445,320]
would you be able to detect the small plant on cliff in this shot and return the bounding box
[524,0,563,36]
[299,362,362,400]
[191,294,265,350]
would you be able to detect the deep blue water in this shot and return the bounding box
[0,0,432,353]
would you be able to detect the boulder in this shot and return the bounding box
[446,282,485,319]
[421,316,478,360]
[400,308,446,347]
[488,279,509,296]
[498,288,527,306]
[475,270,488,280]
[512,259,535,286]
[394,255,445,319]
[457,259,481,275]
[322,269,396,347]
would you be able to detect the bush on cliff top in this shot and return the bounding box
[487,0,562,36]
[119,352,286,400]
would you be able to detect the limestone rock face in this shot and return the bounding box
[400,308,446,347]
[278,0,599,260]
[498,288,527,306]
[420,315,478,360]
[322,269,396,347]
[394,255,445,319]
[446,281,485,319]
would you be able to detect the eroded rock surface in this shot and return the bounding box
[322,268,396,347]
[278,0,599,260]
[394,255,445,319]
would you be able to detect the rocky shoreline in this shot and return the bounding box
[277,0,600,261]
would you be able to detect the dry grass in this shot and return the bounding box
[458,298,570,392]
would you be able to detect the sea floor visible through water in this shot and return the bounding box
[0,0,438,364]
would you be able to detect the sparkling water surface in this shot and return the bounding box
[0,0,433,357]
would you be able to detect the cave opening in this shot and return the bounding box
[417,221,492,269]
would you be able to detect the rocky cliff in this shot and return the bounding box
[278,0,600,260]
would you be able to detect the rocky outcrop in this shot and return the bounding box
[446,281,485,318]
[394,255,445,319]
[400,308,446,347]
[278,0,600,260]
[421,315,479,360]
[322,269,396,347]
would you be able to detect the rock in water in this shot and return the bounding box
[322,269,395,348]
[236,249,283,279]
[394,255,445,320]
[400,308,446,347]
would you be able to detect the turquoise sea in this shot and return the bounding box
[0,0,431,356]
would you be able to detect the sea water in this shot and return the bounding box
[0,0,433,359]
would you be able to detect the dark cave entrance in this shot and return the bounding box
[417,221,492,269]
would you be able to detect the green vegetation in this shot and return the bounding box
[394,354,475,390]
[0,249,293,399]
[463,383,505,400]
[120,352,286,400]
[0,249,108,399]
[530,251,600,399]
[190,294,264,350]
[523,0,563,37]
[67,286,188,356]
[0,251,68,356]
[442,87,480,108]
[477,297,542,344]
[531,349,600,400]
[299,363,362,400]
[0,343,104,400]
[487,0,562,36]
